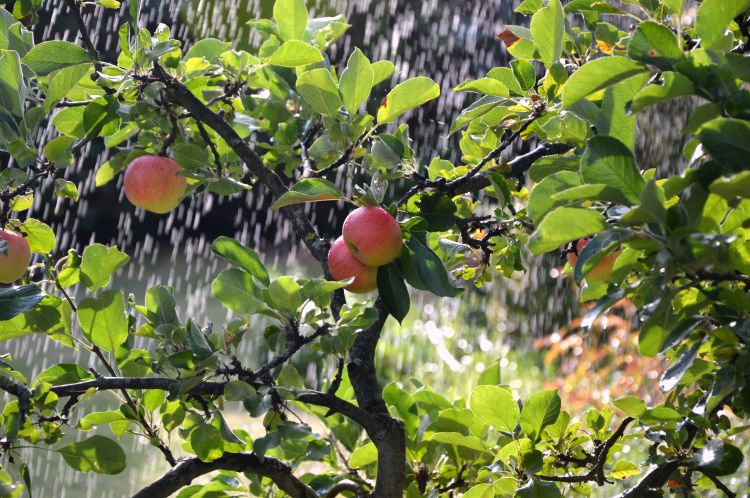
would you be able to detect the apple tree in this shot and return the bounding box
[1,0,750,496]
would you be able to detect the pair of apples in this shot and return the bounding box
[328,207,403,294]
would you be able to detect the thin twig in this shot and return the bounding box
[698,468,737,498]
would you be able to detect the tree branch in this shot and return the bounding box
[537,417,634,485]
[64,0,113,93]
[131,453,318,498]
[0,375,32,439]
[347,300,406,498]
[698,468,736,498]
[150,62,345,317]
[324,480,367,498]
[49,376,378,431]
[397,142,571,207]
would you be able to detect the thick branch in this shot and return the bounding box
[0,376,32,435]
[132,453,318,498]
[347,300,406,498]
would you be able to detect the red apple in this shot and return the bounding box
[0,229,31,284]
[328,237,377,294]
[567,238,619,281]
[342,206,403,267]
[123,155,187,214]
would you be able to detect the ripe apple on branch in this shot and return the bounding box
[328,206,403,293]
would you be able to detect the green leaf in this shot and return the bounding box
[20,218,55,254]
[696,0,750,49]
[271,178,345,210]
[296,68,343,116]
[52,106,85,138]
[339,48,373,115]
[223,380,255,401]
[54,179,79,201]
[638,180,667,224]
[82,95,120,138]
[214,409,244,445]
[541,111,589,145]
[348,442,378,468]
[562,56,647,108]
[629,72,695,113]
[377,77,440,124]
[172,143,208,171]
[268,40,323,67]
[550,184,621,203]
[640,406,682,424]
[511,59,537,91]
[516,478,562,498]
[59,436,126,474]
[520,389,561,442]
[273,0,308,40]
[184,38,230,62]
[186,319,212,360]
[699,118,750,172]
[211,268,273,315]
[21,41,92,76]
[268,276,303,313]
[487,66,524,95]
[470,385,518,432]
[0,295,71,344]
[141,285,178,326]
[44,136,76,167]
[0,49,23,118]
[454,78,510,97]
[428,432,491,453]
[403,238,460,297]
[449,96,505,134]
[659,341,701,392]
[710,171,750,200]
[414,193,457,231]
[0,285,45,321]
[370,60,395,86]
[596,73,650,149]
[34,364,93,386]
[79,244,129,291]
[613,396,647,418]
[528,171,582,223]
[77,290,128,353]
[610,461,640,480]
[44,64,92,112]
[628,21,683,70]
[78,410,127,431]
[530,0,564,68]
[377,263,410,323]
[515,0,542,14]
[190,424,224,462]
[528,207,607,255]
[528,155,580,182]
[580,136,644,205]
[462,484,495,498]
[211,236,269,285]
